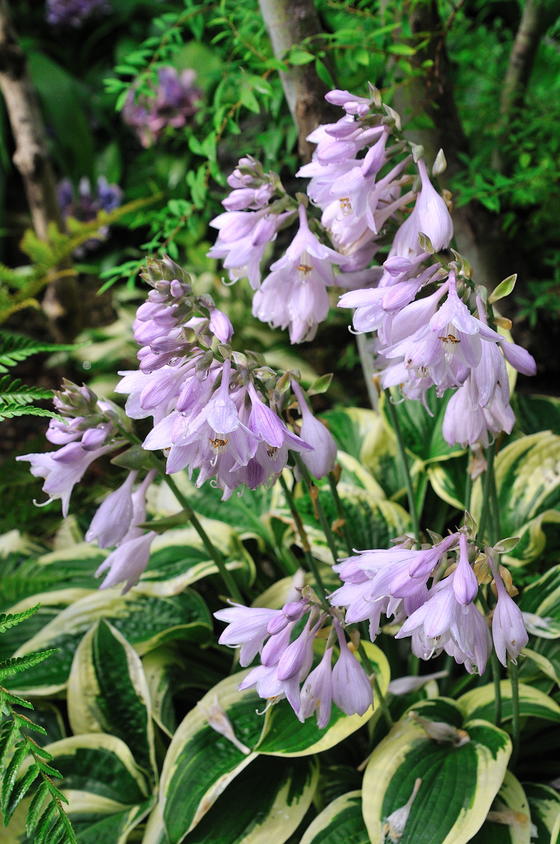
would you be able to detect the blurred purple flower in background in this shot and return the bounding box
[46,0,110,27]
[122,67,201,148]
[58,176,122,254]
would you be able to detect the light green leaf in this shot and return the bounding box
[300,790,368,844]
[362,699,511,844]
[489,274,517,304]
[458,681,560,723]
[67,621,156,779]
[519,564,560,638]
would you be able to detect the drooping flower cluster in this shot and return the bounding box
[116,257,338,499]
[122,67,201,148]
[46,0,109,26]
[58,176,122,254]
[330,531,527,674]
[215,587,373,728]
[17,380,126,517]
[208,87,537,450]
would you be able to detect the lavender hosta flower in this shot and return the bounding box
[122,67,201,148]
[252,205,343,343]
[390,159,453,258]
[46,0,109,26]
[453,533,479,605]
[291,381,337,478]
[491,565,528,666]
[214,604,284,666]
[85,471,136,548]
[17,440,116,518]
[96,530,157,593]
[208,209,291,289]
[331,626,372,717]
[396,575,490,675]
[299,647,334,728]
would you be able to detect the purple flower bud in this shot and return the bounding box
[299,647,333,728]
[209,308,234,343]
[331,628,372,716]
[500,340,537,376]
[85,471,136,548]
[276,621,317,681]
[491,565,528,666]
[292,381,337,478]
[453,534,478,605]
[96,531,156,593]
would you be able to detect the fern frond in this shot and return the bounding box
[0,377,53,407]
[0,405,59,422]
[0,332,74,373]
[0,649,57,682]
[0,607,77,842]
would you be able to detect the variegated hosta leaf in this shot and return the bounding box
[362,698,511,844]
[142,673,265,844]
[300,790,369,844]
[471,432,560,566]
[139,526,255,597]
[427,454,469,511]
[524,782,560,843]
[519,564,560,639]
[8,587,211,695]
[471,772,532,843]
[0,734,151,843]
[458,681,560,724]
[142,647,189,738]
[513,393,560,437]
[68,620,156,779]
[183,756,318,844]
[256,642,389,757]
[292,484,411,564]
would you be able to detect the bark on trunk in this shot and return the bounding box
[0,0,81,339]
[258,0,336,159]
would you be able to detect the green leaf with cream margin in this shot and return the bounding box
[470,772,533,843]
[519,564,560,638]
[457,681,560,724]
[6,586,211,695]
[300,790,369,844]
[67,620,156,780]
[456,680,560,723]
[471,432,560,566]
[524,783,560,843]
[362,698,511,844]
[1,734,151,843]
[183,756,318,844]
[143,643,388,844]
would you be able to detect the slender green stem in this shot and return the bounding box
[295,456,339,566]
[489,461,501,540]
[328,472,353,556]
[163,474,243,603]
[478,443,496,544]
[358,642,393,729]
[356,333,379,410]
[491,653,503,726]
[509,658,520,768]
[464,471,472,513]
[278,474,329,605]
[383,390,420,542]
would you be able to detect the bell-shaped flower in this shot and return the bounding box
[86,471,136,548]
[331,626,372,716]
[291,381,337,478]
[209,308,234,343]
[453,534,479,605]
[491,567,528,666]
[299,647,334,728]
[96,530,157,593]
[214,604,282,666]
[390,159,453,257]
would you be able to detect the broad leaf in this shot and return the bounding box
[67,621,156,779]
[300,790,368,844]
[471,772,532,843]
[362,698,511,844]
[519,565,560,638]
[524,782,560,843]
[458,681,560,724]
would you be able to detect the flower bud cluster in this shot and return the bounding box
[46,0,109,26]
[17,381,126,517]
[215,589,372,728]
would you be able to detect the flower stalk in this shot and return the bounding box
[384,390,420,542]
[295,455,339,566]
